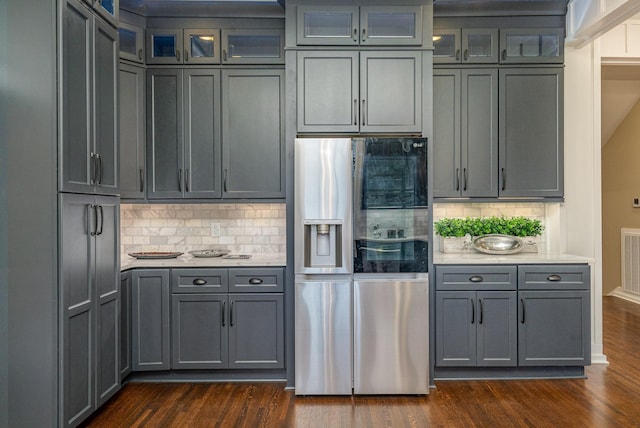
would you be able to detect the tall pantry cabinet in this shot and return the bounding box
[59,0,120,426]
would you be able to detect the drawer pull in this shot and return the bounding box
[193,278,207,286]
[547,275,562,282]
[469,275,484,283]
[249,278,263,285]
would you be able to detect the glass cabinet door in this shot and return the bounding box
[221,29,284,64]
[296,6,359,45]
[462,28,498,63]
[360,6,422,46]
[93,0,118,28]
[500,28,564,64]
[119,22,144,63]
[433,29,461,63]
[184,29,221,64]
[146,29,184,64]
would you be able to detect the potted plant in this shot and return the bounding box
[434,216,544,253]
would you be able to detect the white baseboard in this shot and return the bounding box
[609,287,640,305]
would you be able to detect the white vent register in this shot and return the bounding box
[621,228,640,296]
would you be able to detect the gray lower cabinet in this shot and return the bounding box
[221,69,285,198]
[61,0,118,196]
[131,269,171,371]
[435,265,518,367]
[119,63,145,199]
[60,193,120,427]
[499,68,563,198]
[120,271,131,379]
[297,50,422,133]
[433,68,498,198]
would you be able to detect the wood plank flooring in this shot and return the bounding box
[84,296,640,427]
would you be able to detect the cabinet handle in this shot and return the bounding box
[178,169,182,192]
[176,49,181,62]
[469,275,483,283]
[223,49,227,62]
[98,154,103,185]
[502,49,507,61]
[353,28,358,42]
[185,169,190,193]
[362,28,366,42]
[471,298,475,324]
[138,48,143,61]
[353,99,358,125]
[463,49,469,61]
[501,168,506,191]
[90,204,98,236]
[222,301,226,327]
[362,99,366,126]
[230,301,234,327]
[463,167,468,191]
[520,299,525,323]
[455,168,460,191]
[185,50,189,62]
[547,274,562,282]
[90,152,97,185]
[139,169,144,192]
[479,299,483,324]
[224,169,228,193]
[455,49,461,61]
[193,278,207,285]
[249,278,263,285]
[97,204,104,236]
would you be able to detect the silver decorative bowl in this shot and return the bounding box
[188,249,230,258]
[472,234,523,255]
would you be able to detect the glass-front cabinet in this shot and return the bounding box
[221,29,285,64]
[93,0,118,28]
[433,28,498,63]
[119,22,144,63]
[499,28,564,63]
[146,28,221,64]
[297,5,422,46]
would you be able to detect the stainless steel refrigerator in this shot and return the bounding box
[294,137,429,395]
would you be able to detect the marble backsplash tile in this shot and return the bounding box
[121,203,286,255]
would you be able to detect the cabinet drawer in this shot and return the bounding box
[518,265,590,290]
[229,268,284,293]
[171,269,228,293]
[436,265,517,291]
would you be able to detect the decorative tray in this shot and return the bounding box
[472,234,523,255]
[222,254,252,259]
[188,249,230,258]
[128,251,183,259]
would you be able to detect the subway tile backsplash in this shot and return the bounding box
[121,203,286,255]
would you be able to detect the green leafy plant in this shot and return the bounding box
[434,216,543,238]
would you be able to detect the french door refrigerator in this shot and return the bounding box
[294,137,429,396]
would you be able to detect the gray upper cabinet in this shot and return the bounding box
[61,0,118,196]
[433,28,498,64]
[119,21,144,63]
[147,68,222,199]
[60,193,120,427]
[499,28,564,64]
[131,269,171,371]
[93,0,118,29]
[221,29,285,64]
[119,63,145,199]
[499,68,563,198]
[433,68,498,198]
[297,50,421,134]
[222,69,285,198]
[296,5,423,46]
[146,28,221,65]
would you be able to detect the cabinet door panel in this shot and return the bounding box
[146,28,183,64]
[120,272,131,380]
[360,6,422,46]
[147,69,184,199]
[499,68,563,198]
[222,69,285,198]
[97,294,119,405]
[436,291,476,366]
[171,294,228,369]
[462,28,498,63]
[119,64,145,199]
[518,291,590,366]
[433,29,461,63]
[61,0,93,193]
[476,291,517,367]
[184,69,222,198]
[184,29,221,64]
[221,29,284,64]
[229,294,284,368]
[297,51,359,133]
[296,6,359,46]
[433,69,461,197]
[462,69,498,197]
[360,51,421,133]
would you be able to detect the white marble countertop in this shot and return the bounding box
[433,251,594,265]
[121,253,286,271]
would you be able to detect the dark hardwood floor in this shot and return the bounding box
[85,296,640,427]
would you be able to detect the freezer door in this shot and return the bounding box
[353,277,429,394]
[295,278,352,395]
